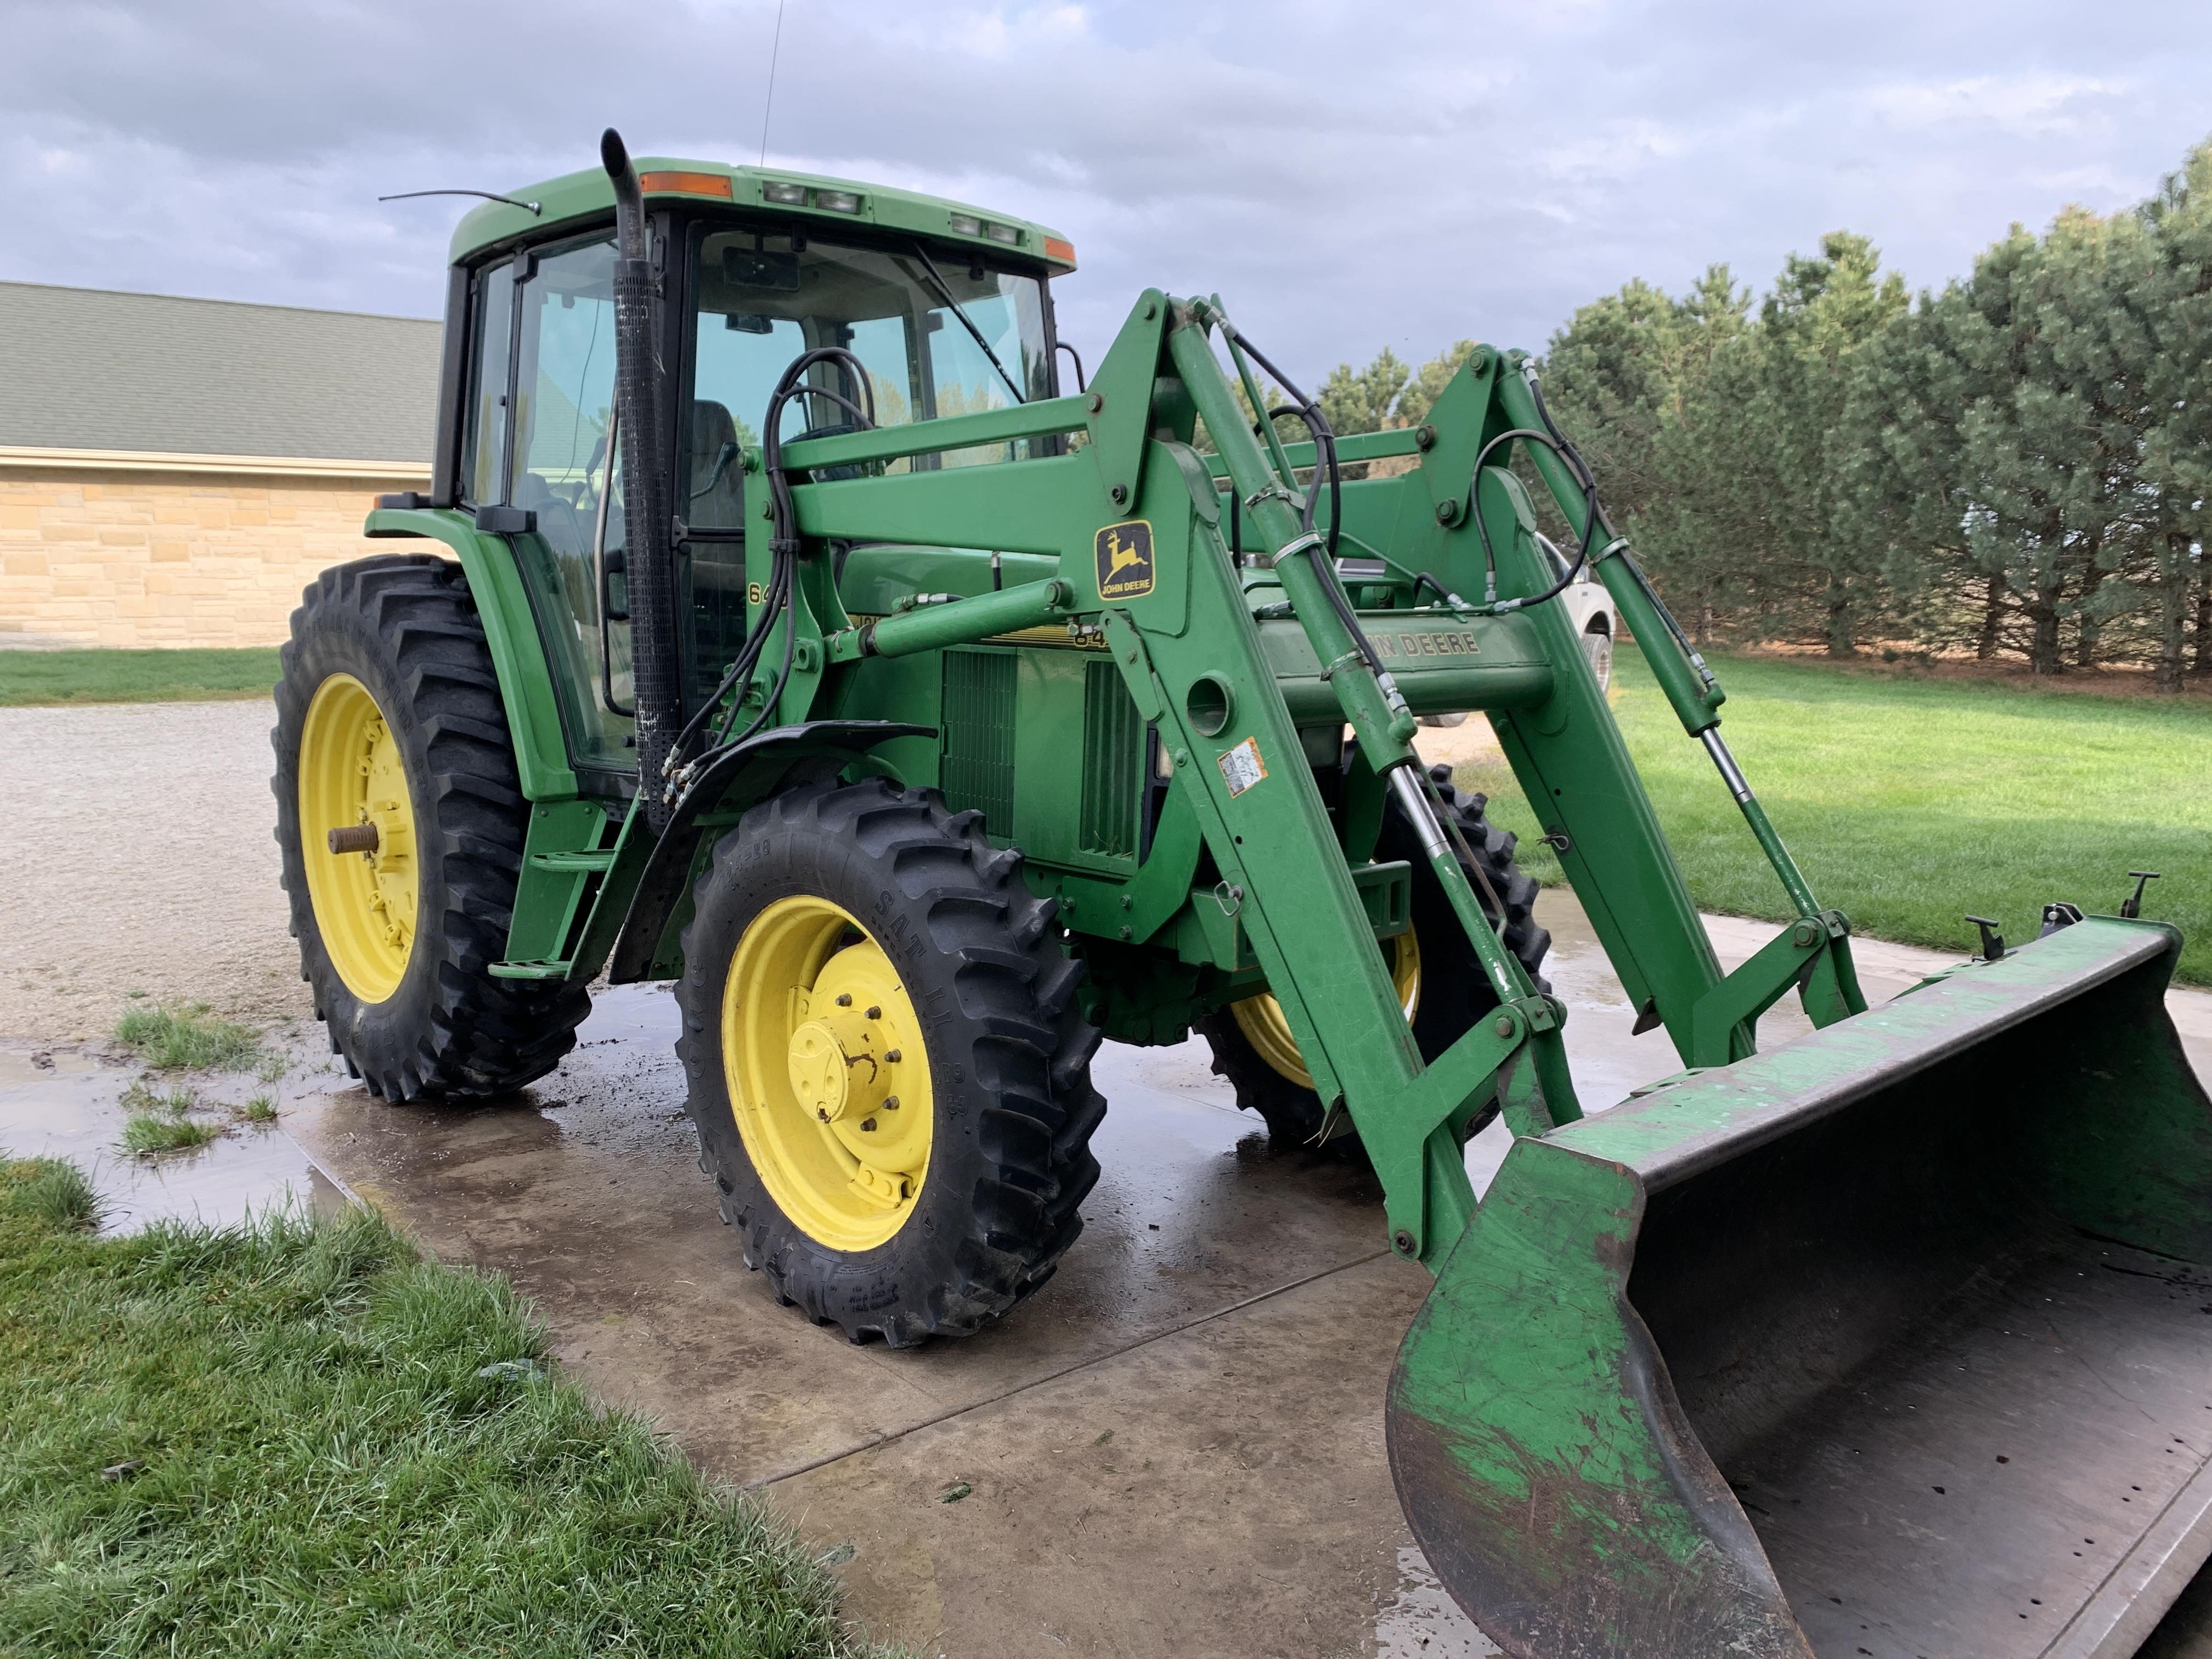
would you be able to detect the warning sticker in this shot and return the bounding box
[1217,736,1267,797]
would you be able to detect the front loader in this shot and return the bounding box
[274,130,2212,1656]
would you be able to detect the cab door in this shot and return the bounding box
[462,235,637,780]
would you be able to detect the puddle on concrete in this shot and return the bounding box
[1373,1545,1502,1657]
[0,1039,357,1233]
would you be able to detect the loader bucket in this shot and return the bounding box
[1387,916,2212,1659]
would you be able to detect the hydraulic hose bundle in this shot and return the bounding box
[661,347,876,804]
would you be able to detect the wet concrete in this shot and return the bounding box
[244,896,2212,1655]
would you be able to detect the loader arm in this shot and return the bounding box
[710,285,1871,1265]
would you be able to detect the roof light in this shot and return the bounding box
[1044,237,1076,266]
[985,221,1022,246]
[948,212,984,237]
[761,179,807,206]
[639,171,732,198]
[813,189,864,214]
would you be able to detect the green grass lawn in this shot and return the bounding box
[1462,653,2212,986]
[0,647,279,707]
[0,1158,881,1657]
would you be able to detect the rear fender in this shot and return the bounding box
[364,505,578,802]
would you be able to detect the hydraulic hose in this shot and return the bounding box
[664,347,877,798]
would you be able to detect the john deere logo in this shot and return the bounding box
[1094,520,1155,601]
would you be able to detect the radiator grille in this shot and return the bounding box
[940,650,1018,834]
[1079,659,1143,858]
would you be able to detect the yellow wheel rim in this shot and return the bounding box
[297,674,419,1003]
[1232,928,1422,1091]
[723,895,934,1252]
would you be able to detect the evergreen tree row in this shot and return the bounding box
[1313,139,2212,688]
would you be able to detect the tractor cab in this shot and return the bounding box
[423,160,1076,788]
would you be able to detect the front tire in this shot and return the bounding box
[676,778,1105,1346]
[272,555,590,1100]
[1198,764,1549,1149]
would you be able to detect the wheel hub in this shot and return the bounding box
[724,895,933,1247]
[297,674,419,1003]
[786,1008,891,1125]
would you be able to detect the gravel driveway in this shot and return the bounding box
[3,699,311,1043]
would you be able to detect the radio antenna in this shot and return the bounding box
[758,0,787,166]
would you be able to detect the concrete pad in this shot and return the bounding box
[772,1254,1475,1659]
[267,890,2212,1657]
[283,985,1391,1488]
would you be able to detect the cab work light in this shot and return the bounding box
[948,212,984,236]
[813,189,864,213]
[985,222,1021,246]
[761,179,808,205]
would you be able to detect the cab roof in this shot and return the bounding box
[447,156,1076,274]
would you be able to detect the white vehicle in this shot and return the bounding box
[1537,532,1616,690]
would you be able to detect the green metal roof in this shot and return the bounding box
[449,156,1076,273]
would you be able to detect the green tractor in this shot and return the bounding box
[275,131,2212,1655]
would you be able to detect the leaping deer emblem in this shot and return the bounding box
[1104,528,1147,580]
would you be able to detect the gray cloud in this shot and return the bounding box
[3,0,2208,387]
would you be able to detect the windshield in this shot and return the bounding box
[686,225,1052,522]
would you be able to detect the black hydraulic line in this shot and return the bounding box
[910,243,1026,405]
[1215,320,1384,673]
[601,128,682,831]
[666,345,882,795]
[1520,366,1716,687]
[1462,425,1605,612]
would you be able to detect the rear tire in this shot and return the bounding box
[272,555,591,1101]
[675,778,1105,1346]
[1199,764,1549,1150]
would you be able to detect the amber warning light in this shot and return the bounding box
[639,171,734,199]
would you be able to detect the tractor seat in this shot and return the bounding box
[687,399,748,596]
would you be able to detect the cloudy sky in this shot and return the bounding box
[4,1,2210,385]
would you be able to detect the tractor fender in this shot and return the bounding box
[604,720,933,984]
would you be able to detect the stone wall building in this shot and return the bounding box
[0,281,439,649]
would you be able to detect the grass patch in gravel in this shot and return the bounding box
[118,1112,217,1156]
[0,647,279,707]
[0,1156,879,1658]
[1461,651,2212,983]
[115,1004,262,1071]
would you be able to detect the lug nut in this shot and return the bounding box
[883,1095,899,1110]
[835,993,852,1007]
[865,1005,881,1020]
[883,1049,902,1063]
[860,1118,876,1132]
